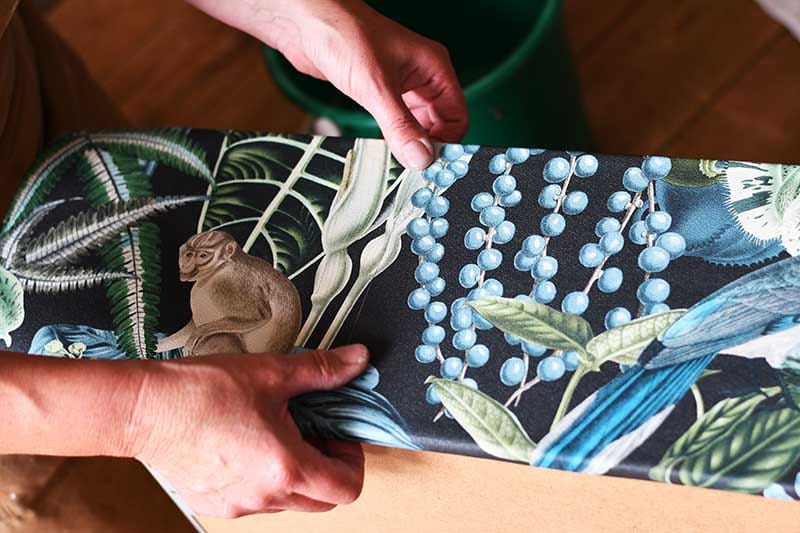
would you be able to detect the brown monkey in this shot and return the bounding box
[156,230,302,356]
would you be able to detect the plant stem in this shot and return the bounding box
[550,364,588,430]
[690,384,705,419]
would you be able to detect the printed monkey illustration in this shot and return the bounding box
[156,230,302,356]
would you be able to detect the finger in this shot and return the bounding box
[356,79,435,170]
[294,439,365,505]
[280,344,370,398]
[281,493,337,513]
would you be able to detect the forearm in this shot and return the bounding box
[0,352,145,457]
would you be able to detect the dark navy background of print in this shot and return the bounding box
[8,130,793,493]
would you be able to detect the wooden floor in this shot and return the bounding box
[30,0,800,531]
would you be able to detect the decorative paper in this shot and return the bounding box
[4,129,800,515]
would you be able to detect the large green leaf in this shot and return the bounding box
[586,310,686,368]
[651,392,800,493]
[426,377,536,463]
[468,296,594,354]
[0,266,24,347]
[198,134,401,278]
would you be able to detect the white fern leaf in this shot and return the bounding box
[725,161,783,242]
[0,197,81,267]
[10,264,132,293]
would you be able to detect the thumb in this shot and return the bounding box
[359,87,434,171]
[281,345,370,398]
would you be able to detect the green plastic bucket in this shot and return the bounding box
[264,0,590,149]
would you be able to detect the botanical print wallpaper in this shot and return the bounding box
[3,129,800,505]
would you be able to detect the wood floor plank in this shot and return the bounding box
[576,0,781,155]
[665,32,800,163]
[563,0,639,55]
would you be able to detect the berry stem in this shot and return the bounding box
[550,364,589,430]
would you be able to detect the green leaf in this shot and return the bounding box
[0,266,24,347]
[663,158,724,188]
[651,393,800,493]
[426,377,536,463]
[468,296,593,354]
[586,310,686,368]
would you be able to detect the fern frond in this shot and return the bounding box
[10,264,132,293]
[3,134,88,230]
[77,148,153,205]
[88,129,213,184]
[23,196,204,265]
[0,197,82,267]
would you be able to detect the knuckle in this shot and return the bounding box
[272,460,300,488]
[309,349,337,383]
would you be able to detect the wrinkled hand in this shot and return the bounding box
[128,344,370,518]
[187,0,469,169]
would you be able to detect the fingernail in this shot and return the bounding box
[331,344,369,365]
[401,138,433,170]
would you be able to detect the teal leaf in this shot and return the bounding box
[468,296,594,354]
[0,266,24,347]
[651,392,800,493]
[426,377,536,463]
[586,310,686,367]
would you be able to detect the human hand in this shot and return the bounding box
[127,344,370,518]
[187,0,469,170]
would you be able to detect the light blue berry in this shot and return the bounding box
[483,278,504,297]
[424,301,447,324]
[543,157,571,183]
[642,156,672,180]
[622,167,648,192]
[471,192,494,212]
[533,280,557,303]
[425,196,450,217]
[644,303,671,315]
[493,175,517,196]
[537,356,566,381]
[574,154,598,178]
[522,235,546,257]
[499,190,522,207]
[493,221,516,244]
[656,232,686,259]
[429,218,449,239]
[562,291,589,315]
[598,267,623,293]
[442,144,464,162]
[425,384,441,404]
[514,251,537,271]
[440,357,463,379]
[477,248,503,271]
[505,147,530,164]
[563,351,580,371]
[605,307,632,329]
[480,206,506,227]
[500,357,526,386]
[407,288,431,310]
[599,231,625,255]
[411,235,436,255]
[638,246,670,273]
[472,311,494,330]
[466,344,490,367]
[422,325,446,346]
[514,295,533,302]
[424,243,444,264]
[462,378,478,390]
[415,262,439,284]
[532,256,558,280]
[540,213,566,237]
[406,217,429,239]
[451,297,467,313]
[434,169,456,188]
[504,332,521,345]
[426,277,446,297]
[607,191,632,213]
[579,243,605,268]
[629,220,649,245]
[411,187,433,208]
[645,211,672,234]
[423,162,443,182]
[489,154,508,174]
[449,159,469,178]
[530,148,546,155]
[464,227,487,250]
[538,184,561,209]
[596,216,621,237]
[453,329,477,350]
[521,341,546,357]
[463,144,480,154]
[563,191,589,215]
[467,287,489,302]
[637,278,670,304]
[415,345,437,364]
[450,307,473,330]
[458,264,481,288]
